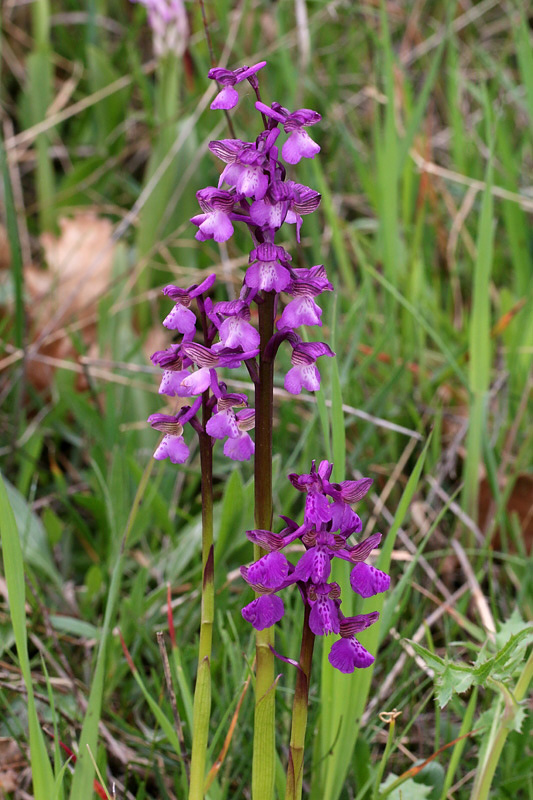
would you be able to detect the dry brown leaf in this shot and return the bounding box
[0,738,25,797]
[39,212,115,325]
[479,473,533,554]
[143,325,168,363]
[0,225,10,271]
[20,213,115,393]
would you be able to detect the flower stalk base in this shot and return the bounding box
[285,604,315,800]
[252,292,276,800]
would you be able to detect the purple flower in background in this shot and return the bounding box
[208,61,266,110]
[131,0,189,59]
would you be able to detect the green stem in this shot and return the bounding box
[470,650,533,800]
[374,713,398,799]
[188,400,214,800]
[285,604,315,800]
[252,291,276,800]
[29,0,54,231]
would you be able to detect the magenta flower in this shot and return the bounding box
[350,562,391,598]
[242,595,285,631]
[245,243,292,293]
[308,583,341,635]
[223,408,255,461]
[161,274,216,333]
[209,131,279,200]
[284,340,335,394]
[241,551,290,590]
[208,61,266,110]
[250,180,321,241]
[255,101,321,164]
[190,188,236,243]
[328,636,374,673]
[213,300,260,351]
[278,268,333,331]
[239,459,388,671]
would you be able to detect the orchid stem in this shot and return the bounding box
[470,650,533,800]
[252,290,276,800]
[188,396,214,800]
[285,603,315,800]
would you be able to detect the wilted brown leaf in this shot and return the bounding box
[39,212,115,325]
[21,213,115,392]
[0,225,10,271]
[0,738,24,797]
[479,473,533,554]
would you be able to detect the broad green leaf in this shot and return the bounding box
[0,475,55,798]
[380,773,432,799]
[1,475,61,586]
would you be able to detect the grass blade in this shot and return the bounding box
[0,474,55,798]
[462,151,494,522]
[68,455,155,799]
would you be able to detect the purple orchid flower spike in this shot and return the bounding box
[209,130,280,200]
[256,101,321,164]
[148,414,189,464]
[278,283,330,332]
[307,582,341,635]
[206,393,248,442]
[161,273,216,333]
[208,61,267,110]
[151,343,193,397]
[213,300,260,351]
[350,561,391,598]
[148,400,201,464]
[285,340,335,394]
[224,408,255,461]
[245,243,292,293]
[190,188,237,243]
[241,551,290,590]
[242,595,285,631]
[249,180,321,242]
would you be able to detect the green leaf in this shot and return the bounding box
[380,773,432,799]
[0,475,61,586]
[0,475,55,798]
[412,761,445,800]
